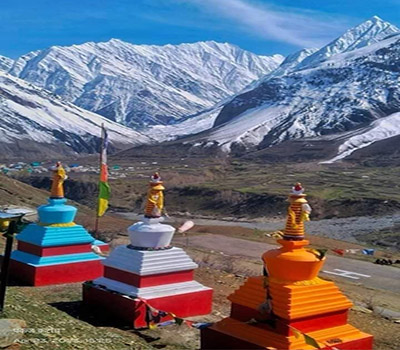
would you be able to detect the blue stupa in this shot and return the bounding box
[10,162,108,286]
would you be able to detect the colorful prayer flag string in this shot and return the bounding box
[136,296,322,349]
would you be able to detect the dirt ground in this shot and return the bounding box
[5,260,399,350]
[1,220,399,350]
[113,231,400,350]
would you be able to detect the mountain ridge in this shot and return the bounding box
[7,39,283,129]
[298,16,399,68]
[3,16,400,164]
[174,16,400,162]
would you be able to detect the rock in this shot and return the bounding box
[0,319,26,348]
[351,305,372,314]
[373,306,400,321]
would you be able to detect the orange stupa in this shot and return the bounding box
[201,183,373,350]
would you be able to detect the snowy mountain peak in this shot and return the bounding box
[354,15,399,37]
[8,40,283,129]
[299,16,399,68]
[281,48,318,67]
[369,15,387,23]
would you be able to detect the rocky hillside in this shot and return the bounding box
[0,71,151,158]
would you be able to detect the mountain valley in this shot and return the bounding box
[0,16,399,163]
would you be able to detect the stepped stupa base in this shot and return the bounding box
[201,320,373,350]
[201,276,372,350]
[11,258,103,286]
[10,239,108,286]
[83,280,212,328]
[83,245,213,328]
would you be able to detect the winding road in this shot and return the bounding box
[117,211,400,243]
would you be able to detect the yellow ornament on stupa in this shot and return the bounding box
[284,182,312,241]
[144,172,165,218]
[50,162,67,199]
[263,183,323,283]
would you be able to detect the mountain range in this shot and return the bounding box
[178,16,400,162]
[1,15,399,163]
[6,40,283,129]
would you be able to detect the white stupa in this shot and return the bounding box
[83,173,213,328]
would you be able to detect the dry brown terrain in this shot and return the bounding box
[0,174,399,349]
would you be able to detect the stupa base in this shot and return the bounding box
[201,318,373,350]
[83,281,213,328]
[10,258,104,286]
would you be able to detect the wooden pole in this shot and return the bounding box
[94,123,104,237]
[0,220,17,313]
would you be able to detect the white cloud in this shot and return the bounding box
[187,0,351,48]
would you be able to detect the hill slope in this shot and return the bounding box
[0,71,151,158]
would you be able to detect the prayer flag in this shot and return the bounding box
[97,125,110,217]
[304,333,321,349]
[345,249,360,254]
[362,249,375,256]
[332,249,344,256]
[289,326,302,339]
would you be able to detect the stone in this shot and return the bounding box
[0,319,26,348]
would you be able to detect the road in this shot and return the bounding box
[174,233,400,294]
[117,211,400,243]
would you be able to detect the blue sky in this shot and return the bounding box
[1,0,399,58]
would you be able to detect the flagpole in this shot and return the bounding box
[94,123,104,236]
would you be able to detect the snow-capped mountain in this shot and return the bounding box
[152,47,319,142]
[298,16,399,68]
[235,16,398,95]
[184,16,400,161]
[8,40,283,129]
[0,71,151,157]
[270,48,318,77]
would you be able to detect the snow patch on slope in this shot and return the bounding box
[145,107,223,142]
[322,112,400,163]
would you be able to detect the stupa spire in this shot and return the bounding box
[144,172,165,218]
[50,162,67,199]
[283,182,312,241]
